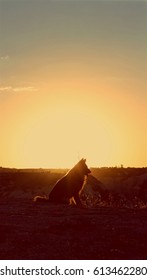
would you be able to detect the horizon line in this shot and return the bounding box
[0,165,147,170]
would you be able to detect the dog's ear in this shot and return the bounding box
[80,158,86,163]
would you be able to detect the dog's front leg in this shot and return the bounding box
[73,192,83,207]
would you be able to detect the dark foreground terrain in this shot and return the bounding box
[0,198,147,260]
[0,168,147,260]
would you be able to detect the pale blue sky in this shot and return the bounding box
[0,0,146,84]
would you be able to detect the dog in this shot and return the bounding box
[34,158,91,207]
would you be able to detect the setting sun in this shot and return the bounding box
[1,87,146,168]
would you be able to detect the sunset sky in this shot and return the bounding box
[0,0,147,168]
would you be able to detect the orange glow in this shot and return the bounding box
[1,85,146,168]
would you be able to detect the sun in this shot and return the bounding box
[5,91,130,169]
[8,99,121,169]
[11,107,90,168]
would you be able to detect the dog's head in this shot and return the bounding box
[76,158,91,175]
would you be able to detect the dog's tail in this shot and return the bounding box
[33,195,49,203]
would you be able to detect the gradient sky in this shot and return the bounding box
[0,0,147,168]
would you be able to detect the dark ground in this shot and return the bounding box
[0,198,147,260]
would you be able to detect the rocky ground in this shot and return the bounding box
[0,197,147,260]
